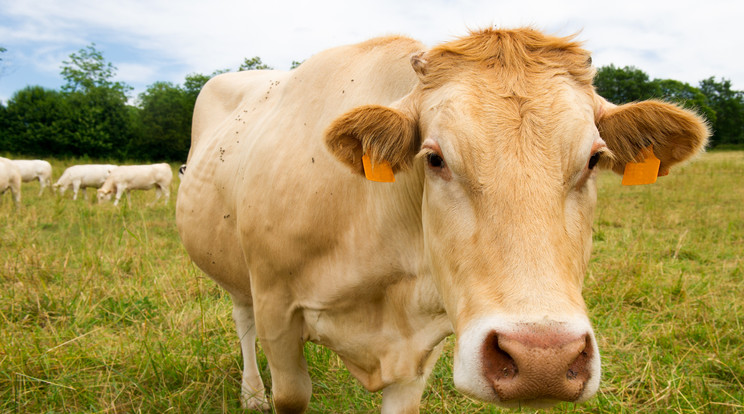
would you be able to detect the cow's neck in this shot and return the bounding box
[297,161,452,391]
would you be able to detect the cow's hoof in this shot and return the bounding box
[242,395,271,412]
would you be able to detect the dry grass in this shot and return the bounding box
[0,153,742,413]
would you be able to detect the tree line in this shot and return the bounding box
[1,44,742,162]
[0,44,288,162]
[594,65,744,147]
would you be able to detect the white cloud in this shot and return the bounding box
[116,63,159,86]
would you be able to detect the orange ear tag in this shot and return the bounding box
[622,146,661,186]
[362,153,395,183]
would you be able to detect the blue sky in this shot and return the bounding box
[1,0,743,105]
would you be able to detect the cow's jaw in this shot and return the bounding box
[453,314,600,407]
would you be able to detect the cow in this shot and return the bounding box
[97,163,172,206]
[10,159,53,196]
[0,157,22,207]
[54,164,118,200]
[176,28,709,413]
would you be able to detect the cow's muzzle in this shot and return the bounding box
[453,317,600,407]
[481,327,593,403]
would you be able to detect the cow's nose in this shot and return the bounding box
[481,328,593,402]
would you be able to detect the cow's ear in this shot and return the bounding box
[325,104,419,176]
[595,98,710,175]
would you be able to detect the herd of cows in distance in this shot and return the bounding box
[0,157,178,207]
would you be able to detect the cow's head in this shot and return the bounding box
[325,28,708,407]
[97,187,113,203]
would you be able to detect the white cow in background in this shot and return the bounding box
[97,163,173,206]
[11,159,53,195]
[0,157,22,207]
[54,164,118,200]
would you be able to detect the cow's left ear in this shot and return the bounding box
[325,104,419,176]
[595,98,710,175]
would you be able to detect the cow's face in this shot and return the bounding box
[416,73,604,406]
[326,28,708,408]
[97,188,113,202]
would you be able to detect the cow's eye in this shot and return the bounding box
[588,152,601,170]
[427,153,445,169]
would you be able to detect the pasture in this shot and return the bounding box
[1,153,742,413]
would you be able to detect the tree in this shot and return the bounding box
[699,77,744,146]
[131,81,192,161]
[651,78,716,127]
[290,60,303,69]
[65,87,134,158]
[56,44,135,158]
[239,56,272,71]
[60,43,131,96]
[594,65,660,104]
[0,46,7,79]
[0,100,10,151]
[3,86,72,156]
[183,73,211,101]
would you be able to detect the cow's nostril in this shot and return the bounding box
[483,332,518,380]
[566,335,592,383]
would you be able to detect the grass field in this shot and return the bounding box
[1,153,742,413]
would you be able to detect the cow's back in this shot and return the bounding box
[12,160,50,181]
[152,163,173,185]
[177,36,424,301]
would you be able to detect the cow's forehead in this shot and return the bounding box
[419,28,595,93]
[417,76,598,187]
[413,29,598,181]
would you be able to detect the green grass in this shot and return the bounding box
[1,153,742,413]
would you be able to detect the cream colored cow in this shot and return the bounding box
[10,159,52,195]
[0,157,22,207]
[177,28,708,413]
[97,163,172,206]
[55,164,118,200]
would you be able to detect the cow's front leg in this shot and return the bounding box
[381,379,426,414]
[381,340,444,414]
[114,186,126,206]
[233,301,270,412]
[255,301,312,413]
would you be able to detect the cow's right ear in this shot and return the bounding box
[595,97,710,176]
[325,104,419,176]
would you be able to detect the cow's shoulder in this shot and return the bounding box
[191,70,287,154]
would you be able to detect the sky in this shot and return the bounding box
[1,0,743,105]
